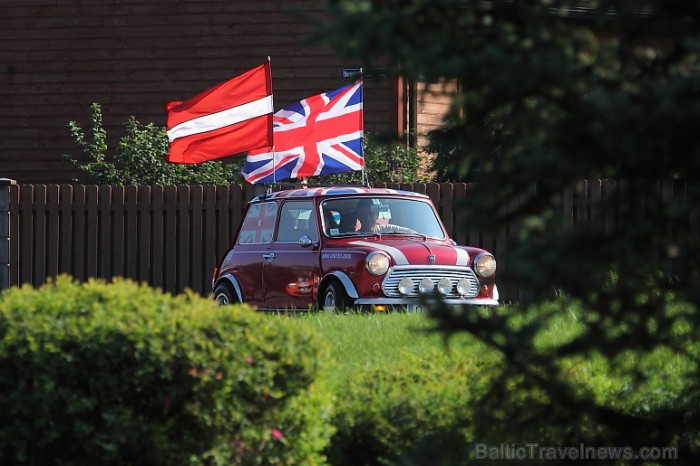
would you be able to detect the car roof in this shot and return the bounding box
[250,186,430,203]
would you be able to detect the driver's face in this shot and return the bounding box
[358,205,378,229]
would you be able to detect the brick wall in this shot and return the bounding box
[416,80,457,144]
[0,0,397,183]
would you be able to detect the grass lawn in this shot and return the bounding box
[283,310,500,389]
[280,301,698,410]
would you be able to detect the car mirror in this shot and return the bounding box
[299,235,315,248]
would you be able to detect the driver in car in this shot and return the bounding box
[356,199,416,234]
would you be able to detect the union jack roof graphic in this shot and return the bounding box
[250,187,429,202]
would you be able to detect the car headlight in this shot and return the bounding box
[398,277,414,295]
[437,277,453,295]
[474,253,497,278]
[366,252,390,276]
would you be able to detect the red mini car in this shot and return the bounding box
[212,187,498,312]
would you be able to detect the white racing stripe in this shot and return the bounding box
[167,95,273,142]
[349,241,409,265]
[455,248,469,266]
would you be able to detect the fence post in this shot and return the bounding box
[0,178,16,292]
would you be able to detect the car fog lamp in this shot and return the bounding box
[437,277,453,295]
[475,254,497,278]
[457,278,473,296]
[418,277,434,294]
[366,252,390,276]
[398,277,414,295]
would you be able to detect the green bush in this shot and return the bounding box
[325,348,500,466]
[0,276,334,466]
[66,104,431,186]
[66,103,244,185]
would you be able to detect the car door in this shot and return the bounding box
[230,201,278,308]
[263,200,321,310]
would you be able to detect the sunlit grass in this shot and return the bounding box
[280,299,699,413]
[285,310,498,388]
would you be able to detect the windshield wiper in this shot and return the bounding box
[378,231,428,240]
[330,231,377,238]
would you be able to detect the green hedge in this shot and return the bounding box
[0,276,334,465]
[325,348,501,466]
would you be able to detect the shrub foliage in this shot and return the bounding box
[325,349,499,466]
[66,104,430,186]
[0,276,333,466]
[65,103,244,185]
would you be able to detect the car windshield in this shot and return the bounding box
[321,197,446,239]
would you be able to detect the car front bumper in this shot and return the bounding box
[353,295,499,312]
[354,284,499,309]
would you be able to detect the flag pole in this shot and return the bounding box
[359,68,368,187]
[268,56,276,193]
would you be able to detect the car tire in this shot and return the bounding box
[321,281,349,313]
[214,282,238,306]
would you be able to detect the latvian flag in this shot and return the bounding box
[164,63,273,164]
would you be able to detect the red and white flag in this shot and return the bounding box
[164,63,273,164]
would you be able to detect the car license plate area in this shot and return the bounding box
[406,304,425,313]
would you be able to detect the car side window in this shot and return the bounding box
[237,202,278,244]
[276,201,318,242]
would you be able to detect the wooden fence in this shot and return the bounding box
[3,180,693,302]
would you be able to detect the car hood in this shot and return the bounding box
[345,238,471,267]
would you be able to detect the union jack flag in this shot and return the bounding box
[242,81,363,184]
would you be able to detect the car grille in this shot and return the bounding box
[381,265,480,298]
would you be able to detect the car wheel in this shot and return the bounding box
[322,281,349,313]
[214,282,238,306]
